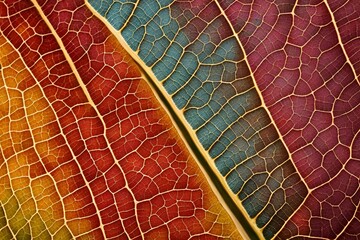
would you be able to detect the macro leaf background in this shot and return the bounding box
[0,0,359,240]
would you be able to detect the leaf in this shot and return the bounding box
[0,1,241,239]
[1,0,359,240]
[87,0,360,239]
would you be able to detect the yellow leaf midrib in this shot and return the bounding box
[85,1,260,239]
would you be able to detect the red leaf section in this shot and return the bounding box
[329,0,360,77]
[221,0,360,238]
[0,0,240,239]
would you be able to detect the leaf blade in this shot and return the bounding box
[0,0,242,238]
[88,0,360,239]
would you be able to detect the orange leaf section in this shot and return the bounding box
[0,0,240,239]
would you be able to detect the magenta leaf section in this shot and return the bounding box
[222,0,360,239]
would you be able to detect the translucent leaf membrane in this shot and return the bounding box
[89,0,360,239]
[0,0,241,239]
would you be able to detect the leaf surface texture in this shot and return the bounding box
[0,0,359,239]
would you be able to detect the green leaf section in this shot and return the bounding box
[88,0,308,239]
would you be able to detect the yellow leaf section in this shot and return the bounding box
[0,35,74,239]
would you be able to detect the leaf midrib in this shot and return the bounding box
[86,1,261,239]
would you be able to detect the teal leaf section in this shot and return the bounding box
[88,0,309,239]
